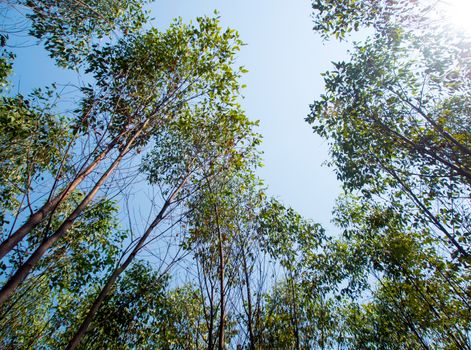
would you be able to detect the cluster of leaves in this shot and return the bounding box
[312,0,453,40]
[258,198,326,273]
[0,88,71,228]
[26,0,150,67]
[0,195,124,348]
[305,0,471,349]
[1,0,469,349]
[0,2,271,349]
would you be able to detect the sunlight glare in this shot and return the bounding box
[442,0,471,33]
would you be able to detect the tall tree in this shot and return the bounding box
[183,173,262,349]
[0,195,123,349]
[1,0,149,68]
[64,65,260,349]
[308,1,470,260]
[256,199,328,350]
[308,2,470,348]
[0,16,249,306]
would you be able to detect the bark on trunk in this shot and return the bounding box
[0,129,141,307]
[214,205,225,350]
[64,178,186,350]
[0,132,125,260]
[380,159,469,258]
[241,247,255,350]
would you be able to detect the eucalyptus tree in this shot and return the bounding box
[230,179,267,350]
[179,161,262,349]
[256,199,328,350]
[1,0,149,68]
[330,195,471,349]
[308,33,470,260]
[0,0,148,258]
[0,195,123,349]
[308,2,470,347]
[184,170,270,350]
[0,16,250,306]
[309,0,470,260]
[64,69,260,349]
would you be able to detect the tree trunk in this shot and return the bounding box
[0,131,126,260]
[214,204,225,350]
[64,182,182,350]
[241,246,255,350]
[0,128,141,307]
[207,283,215,350]
[217,243,225,350]
[289,276,300,350]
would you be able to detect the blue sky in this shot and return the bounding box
[150,0,361,231]
[10,0,362,232]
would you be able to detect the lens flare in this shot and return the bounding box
[442,0,471,33]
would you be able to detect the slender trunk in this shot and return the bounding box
[65,178,186,350]
[289,276,300,350]
[241,247,255,350]
[0,129,141,307]
[215,212,225,350]
[208,284,215,350]
[0,132,125,260]
[218,260,225,350]
[393,90,471,157]
[379,158,469,258]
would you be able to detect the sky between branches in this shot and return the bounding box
[11,0,367,233]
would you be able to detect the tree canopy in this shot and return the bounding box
[0,1,469,349]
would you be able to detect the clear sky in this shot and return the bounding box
[149,0,361,232]
[9,0,362,232]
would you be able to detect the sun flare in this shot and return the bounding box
[442,0,471,33]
